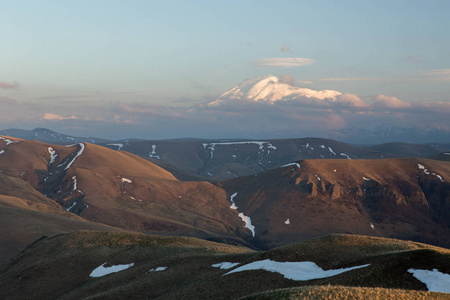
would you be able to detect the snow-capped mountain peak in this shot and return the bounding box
[209,75,341,106]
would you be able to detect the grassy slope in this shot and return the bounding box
[1,232,449,299]
[0,173,120,264]
[242,285,450,300]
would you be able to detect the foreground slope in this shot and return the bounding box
[0,136,250,247]
[1,232,449,299]
[219,158,450,249]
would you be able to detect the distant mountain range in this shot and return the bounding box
[1,127,449,181]
[1,132,450,298]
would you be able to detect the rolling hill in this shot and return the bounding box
[0,136,250,252]
[1,232,449,299]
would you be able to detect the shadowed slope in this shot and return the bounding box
[0,173,118,264]
[219,158,450,249]
[1,232,449,299]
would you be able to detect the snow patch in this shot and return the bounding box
[408,268,450,293]
[212,262,240,270]
[328,147,336,155]
[121,178,132,184]
[320,145,325,149]
[66,201,77,212]
[147,145,160,159]
[147,266,167,273]
[72,176,78,192]
[229,192,255,236]
[280,162,301,168]
[0,137,14,145]
[203,141,277,160]
[418,164,425,170]
[370,223,375,229]
[48,147,58,165]
[0,150,4,155]
[340,153,351,159]
[238,213,255,237]
[229,192,238,209]
[224,259,370,281]
[285,218,290,225]
[363,177,371,181]
[90,262,134,278]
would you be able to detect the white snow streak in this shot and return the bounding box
[285,219,290,225]
[64,143,85,170]
[363,177,371,181]
[224,259,370,281]
[328,147,336,155]
[0,150,4,155]
[340,153,351,159]
[147,266,167,273]
[280,162,301,168]
[72,176,78,192]
[66,201,77,212]
[229,192,255,236]
[212,262,240,270]
[48,147,58,165]
[238,213,255,237]
[408,268,450,293]
[90,262,134,278]
[107,143,123,151]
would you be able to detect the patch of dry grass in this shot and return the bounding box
[241,285,450,300]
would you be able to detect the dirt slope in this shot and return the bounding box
[219,158,450,249]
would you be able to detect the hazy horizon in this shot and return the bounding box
[1,1,449,141]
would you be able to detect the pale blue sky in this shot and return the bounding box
[1,0,449,140]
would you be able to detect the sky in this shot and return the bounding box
[1,0,450,141]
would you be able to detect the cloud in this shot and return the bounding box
[335,94,370,108]
[297,80,314,85]
[42,113,78,120]
[373,95,411,108]
[0,96,16,105]
[418,69,450,81]
[0,81,20,89]
[279,74,295,85]
[250,58,314,68]
[316,77,382,82]
[280,46,292,53]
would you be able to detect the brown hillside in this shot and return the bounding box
[0,173,118,264]
[219,158,450,249]
[0,137,251,247]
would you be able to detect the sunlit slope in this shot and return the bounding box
[219,158,450,249]
[0,137,249,245]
